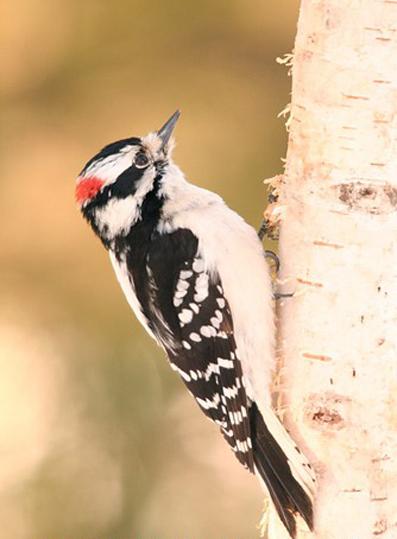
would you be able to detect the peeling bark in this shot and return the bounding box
[275,1,397,537]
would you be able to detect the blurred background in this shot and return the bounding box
[1,1,299,537]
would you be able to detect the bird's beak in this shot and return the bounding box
[157,110,181,151]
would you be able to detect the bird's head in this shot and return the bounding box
[75,111,180,245]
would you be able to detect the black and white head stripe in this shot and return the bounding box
[79,137,141,177]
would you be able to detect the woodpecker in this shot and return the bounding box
[75,111,315,537]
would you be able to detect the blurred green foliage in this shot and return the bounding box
[0,0,299,537]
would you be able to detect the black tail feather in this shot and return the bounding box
[249,403,313,538]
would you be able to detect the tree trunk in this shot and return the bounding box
[274,1,397,537]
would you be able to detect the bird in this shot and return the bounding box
[75,111,315,537]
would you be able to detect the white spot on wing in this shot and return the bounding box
[218,357,234,369]
[236,440,249,453]
[200,325,216,338]
[224,385,238,399]
[196,393,220,410]
[204,362,220,380]
[196,273,209,290]
[179,309,193,324]
[194,273,209,303]
[177,279,189,291]
[210,317,221,329]
[194,291,207,303]
[192,259,205,273]
[229,411,243,425]
[234,411,242,424]
[189,332,201,342]
[189,303,199,314]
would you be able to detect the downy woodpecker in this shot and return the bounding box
[75,111,315,537]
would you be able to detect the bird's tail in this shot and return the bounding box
[249,403,315,538]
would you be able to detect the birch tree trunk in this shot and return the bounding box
[274,1,397,537]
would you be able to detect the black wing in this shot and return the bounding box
[121,226,315,536]
[130,228,254,471]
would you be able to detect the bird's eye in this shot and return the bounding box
[135,152,150,169]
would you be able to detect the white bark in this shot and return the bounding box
[276,1,397,537]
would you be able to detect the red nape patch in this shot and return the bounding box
[75,177,105,205]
